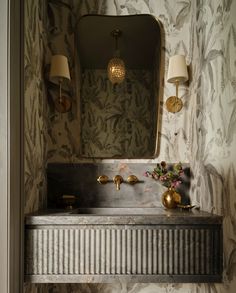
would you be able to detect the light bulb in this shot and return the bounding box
[107,57,126,84]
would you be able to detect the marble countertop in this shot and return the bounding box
[25,207,222,225]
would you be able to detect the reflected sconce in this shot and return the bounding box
[107,29,126,84]
[49,54,71,113]
[166,55,188,113]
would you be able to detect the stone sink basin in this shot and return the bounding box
[71,207,162,215]
[25,207,223,283]
[24,207,221,226]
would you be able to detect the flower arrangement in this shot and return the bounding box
[144,161,184,189]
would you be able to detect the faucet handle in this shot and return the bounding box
[127,175,139,185]
[97,175,109,184]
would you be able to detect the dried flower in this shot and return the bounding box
[145,162,184,189]
[160,161,166,168]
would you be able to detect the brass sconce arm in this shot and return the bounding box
[175,80,179,98]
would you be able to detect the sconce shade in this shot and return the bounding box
[107,57,126,84]
[50,55,71,81]
[167,55,188,83]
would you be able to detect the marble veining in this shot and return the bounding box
[47,163,191,208]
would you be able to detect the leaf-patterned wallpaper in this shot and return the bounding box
[24,0,47,214]
[24,1,48,293]
[81,69,156,158]
[24,0,236,292]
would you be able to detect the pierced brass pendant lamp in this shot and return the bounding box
[107,29,126,84]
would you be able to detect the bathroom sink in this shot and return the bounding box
[71,207,164,215]
[25,207,222,226]
[25,207,223,283]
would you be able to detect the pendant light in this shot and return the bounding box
[107,29,126,84]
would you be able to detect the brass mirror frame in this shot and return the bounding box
[75,14,163,159]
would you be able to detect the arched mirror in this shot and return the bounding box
[76,14,162,158]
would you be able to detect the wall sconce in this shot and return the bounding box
[107,29,126,84]
[50,54,71,113]
[166,55,188,113]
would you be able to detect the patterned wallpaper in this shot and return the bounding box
[192,2,236,293]
[24,0,236,292]
[81,69,156,158]
[24,0,48,214]
[24,1,48,293]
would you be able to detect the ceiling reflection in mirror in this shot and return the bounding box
[76,14,162,158]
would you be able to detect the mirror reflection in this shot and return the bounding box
[76,14,162,158]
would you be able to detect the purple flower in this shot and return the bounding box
[153,173,159,180]
[171,180,182,188]
[143,171,149,177]
[160,161,166,168]
[145,162,184,188]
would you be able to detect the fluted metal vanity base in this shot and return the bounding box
[25,222,222,283]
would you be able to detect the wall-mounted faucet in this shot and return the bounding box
[113,175,123,191]
[97,174,140,191]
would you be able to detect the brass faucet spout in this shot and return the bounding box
[113,175,123,191]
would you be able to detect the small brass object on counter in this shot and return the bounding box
[127,175,139,185]
[97,175,109,184]
[113,175,123,191]
[57,195,78,210]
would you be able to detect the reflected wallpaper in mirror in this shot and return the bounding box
[81,69,156,158]
[76,15,162,158]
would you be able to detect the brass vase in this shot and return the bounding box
[161,187,181,209]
